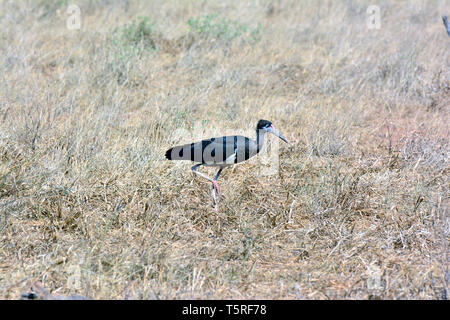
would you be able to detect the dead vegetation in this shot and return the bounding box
[0,0,449,299]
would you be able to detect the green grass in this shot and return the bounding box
[187,13,261,43]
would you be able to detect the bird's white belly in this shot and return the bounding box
[203,150,236,167]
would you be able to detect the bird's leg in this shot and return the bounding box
[191,164,213,183]
[211,168,224,212]
[191,164,220,210]
[212,168,223,195]
[191,163,217,211]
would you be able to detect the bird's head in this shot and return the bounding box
[257,119,288,143]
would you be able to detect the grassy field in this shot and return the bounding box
[0,0,449,299]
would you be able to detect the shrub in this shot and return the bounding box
[187,13,261,44]
[111,16,157,60]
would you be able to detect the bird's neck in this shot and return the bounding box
[256,129,266,153]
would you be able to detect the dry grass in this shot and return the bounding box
[0,0,449,299]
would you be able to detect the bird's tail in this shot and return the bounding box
[165,148,174,160]
[165,144,193,161]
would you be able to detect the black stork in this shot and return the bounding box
[165,120,287,210]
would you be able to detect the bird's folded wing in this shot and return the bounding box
[165,136,251,163]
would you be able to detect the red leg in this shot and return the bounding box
[211,180,220,195]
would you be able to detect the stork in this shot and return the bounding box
[165,120,287,210]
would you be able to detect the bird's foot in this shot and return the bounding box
[211,180,220,195]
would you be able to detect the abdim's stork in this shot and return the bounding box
[165,120,287,210]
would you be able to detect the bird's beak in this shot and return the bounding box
[267,126,288,143]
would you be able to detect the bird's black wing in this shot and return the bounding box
[165,136,249,163]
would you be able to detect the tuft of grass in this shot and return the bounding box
[187,13,261,44]
[111,16,157,59]
[115,16,156,49]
